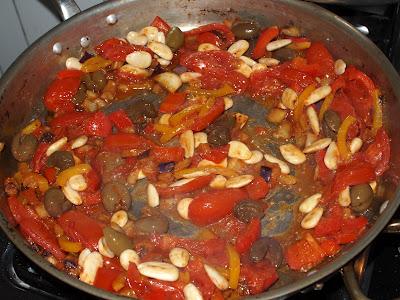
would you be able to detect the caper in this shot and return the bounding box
[234,200,264,223]
[350,183,374,213]
[11,133,38,162]
[101,182,131,212]
[166,27,184,52]
[135,215,169,234]
[231,21,261,40]
[46,151,75,171]
[103,226,132,256]
[44,188,72,217]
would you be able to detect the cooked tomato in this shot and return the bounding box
[364,128,390,176]
[44,76,80,113]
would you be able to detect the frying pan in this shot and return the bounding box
[0,0,400,299]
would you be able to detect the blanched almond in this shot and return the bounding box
[111,210,128,228]
[147,183,159,207]
[181,170,210,178]
[126,51,152,69]
[334,59,346,75]
[46,137,68,156]
[62,184,82,205]
[180,72,202,83]
[120,249,140,270]
[301,207,324,229]
[223,97,233,110]
[169,247,190,268]
[126,31,148,45]
[98,237,115,258]
[239,56,257,67]
[154,72,182,93]
[66,57,82,70]
[225,175,254,188]
[138,261,179,282]
[303,138,332,153]
[252,63,268,71]
[349,137,363,154]
[266,39,292,51]
[67,174,87,191]
[140,26,159,41]
[279,144,306,165]
[306,106,320,135]
[198,43,219,51]
[198,158,227,168]
[155,31,166,44]
[177,197,193,219]
[183,283,204,300]
[281,26,301,37]
[209,175,227,189]
[264,154,290,174]
[305,132,318,147]
[170,178,196,187]
[228,40,249,57]
[180,130,195,158]
[244,150,264,164]
[267,108,286,123]
[236,61,252,78]
[157,58,171,66]
[194,132,208,148]
[79,251,103,285]
[204,264,229,290]
[234,112,248,129]
[338,187,351,207]
[78,248,91,267]
[258,57,280,66]
[305,85,332,106]
[228,141,252,160]
[71,135,88,149]
[281,88,297,110]
[148,41,173,60]
[159,114,171,125]
[324,141,339,170]
[299,193,322,213]
[119,64,150,77]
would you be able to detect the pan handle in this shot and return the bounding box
[49,0,81,21]
[341,219,400,300]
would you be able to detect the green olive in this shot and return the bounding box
[350,183,374,213]
[11,133,38,162]
[44,188,72,217]
[101,182,131,212]
[135,215,169,234]
[73,83,87,104]
[46,151,75,171]
[91,70,107,92]
[166,27,184,52]
[103,226,133,256]
[231,21,261,40]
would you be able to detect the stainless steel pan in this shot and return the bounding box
[0,0,399,299]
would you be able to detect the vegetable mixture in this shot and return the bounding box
[4,16,391,299]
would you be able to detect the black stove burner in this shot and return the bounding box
[1,2,400,299]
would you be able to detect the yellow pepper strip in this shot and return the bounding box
[337,115,357,161]
[58,236,82,253]
[199,98,216,117]
[227,244,241,289]
[22,173,49,193]
[287,41,311,50]
[174,166,238,179]
[294,84,316,124]
[159,122,189,144]
[187,83,235,98]
[36,175,49,193]
[56,164,92,186]
[112,274,126,292]
[372,89,383,135]
[318,93,334,121]
[22,119,41,135]
[153,123,173,134]
[169,104,202,127]
[81,56,112,73]
[197,229,217,240]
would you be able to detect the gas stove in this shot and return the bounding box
[1,2,400,299]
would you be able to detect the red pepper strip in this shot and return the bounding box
[331,76,346,93]
[44,76,80,113]
[95,38,151,62]
[150,16,171,34]
[184,23,235,49]
[188,188,248,226]
[20,218,65,260]
[93,267,122,292]
[108,109,134,131]
[58,210,104,250]
[235,218,261,254]
[364,128,391,176]
[82,111,112,137]
[197,32,222,47]
[150,146,185,163]
[32,143,50,173]
[251,26,279,59]
[56,69,83,80]
[197,144,229,164]
[345,65,376,96]
[103,133,154,152]
[8,196,39,223]
[84,169,101,192]
[157,175,214,198]
[50,111,92,129]
[245,176,270,201]
[190,97,225,132]
[159,92,187,114]
[335,217,368,244]
[43,167,57,185]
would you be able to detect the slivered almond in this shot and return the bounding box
[140,26,159,41]
[258,57,280,66]
[338,187,351,207]
[66,57,82,70]
[303,138,332,153]
[126,51,152,69]
[324,141,339,170]
[98,237,115,258]
[119,64,150,77]
[279,144,306,165]
[239,56,257,67]
[334,59,346,75]
[266,39,292,51]
[264,154,290,174]
[252,63,268,71]
[71,135,88,149]
[305,132,318,148]
[79,251,103,285]
[159,114,171,125]
[147,183,159,207]
[169,178,196,187]
[46,137,68,156]
[305,85,332,106]
[138,261,179,282]
[225,175,254,188]
[204,264,229,290]
[111,210,128,228]
[228,141,252,160]
[63,184,82,205]
[223,97,233,110]
[198,158,227,168]
[209,175,227,189]
[169,247,190,268]
[236,61,252,78]
[183,283,203,300]
[126,31,148,45]
[281,26,301,37]
[281,88,297,110]
[148,41,173,60]
[120,249,140,270]
[349,137,363,154]
[306,106,320,135]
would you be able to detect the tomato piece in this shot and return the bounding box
[44,77,80,113]
[93,267,121,292]
[306,42,334,77]
[150,16,171,34]
[337,216,368,244]
[239,260,278,295]
[84,169,101,192]
[364,128,390,176]
[31,143,50,173]
[235,218,261,254]
[150,146,185,163]
[245,176,270,200]
[126,262,147,296]
[43,167,57,185]
[157,175,214,198]
[188,188,248,226]
[159,92,187,114]
[319,239,341,257]
[197,32,222,47]
[95,38,148,61]
[184,23,235,49]
[103,133,154,152]
[50,111,92,129]
[108,109,134,131]
[314,206,343,237]
[197,144,229,163]
[58,210,104,250]
[345,65,375,96]
[56,69,83,79]
[81,111,112,137]
[186,257,216,299]
[20,218,65,260]
[8,196,39,223]
[252,26,279,59]
[190,98,225,132]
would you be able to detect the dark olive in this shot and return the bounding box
[135,215,169,234]
[166,27,184,52]
[101,182,131,212]
[96,152,123,172]
[272,48,296,62]
[73,83,87,104]
[249,237,283,268]
[208,126,231,146]
[234,200,264,223]
[46,151,75,171]
[91,70,107,92]
[126,100,157,123]
[44,188,72,217]
[323,110,341,133]
[11,133,38,162]
[350,183,374,213]
[103,226,133,256]
[231,21,261,40]
[39,131,54,143]
[82,73,95,91]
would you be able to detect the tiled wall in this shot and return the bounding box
[0,0,103,76]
